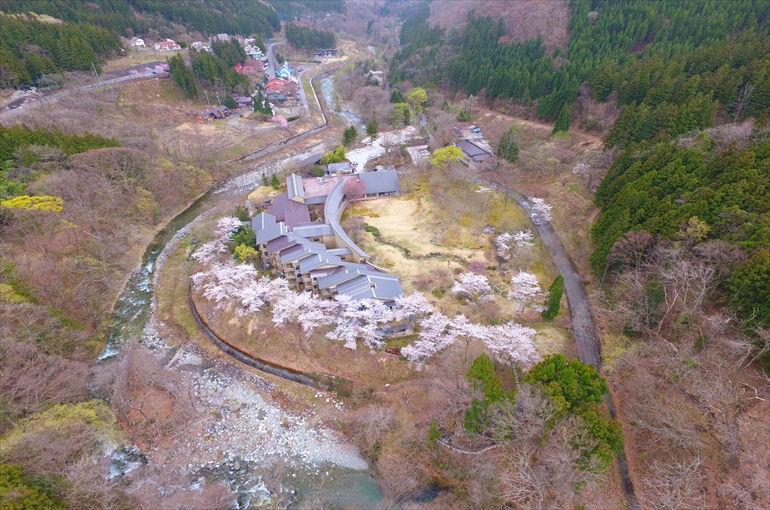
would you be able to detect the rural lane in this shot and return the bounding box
[459,172,603,367]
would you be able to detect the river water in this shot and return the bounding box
[101,80,384,506]
[320,75,366,129]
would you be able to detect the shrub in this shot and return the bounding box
[428,421,441,442]
[541,274,564,319]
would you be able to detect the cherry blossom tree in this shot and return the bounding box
[393,292,434,321]
[451,272,493,304]
[191,262,269,315]
[271,289,316,326]
[529,198,552,222]
[485,322,540,368]
[510,271,541,313]
[297,297,343,333]
[401,312,454,361]
[494,230,534,260]
[327,296,394,350]
[192,217,244,264]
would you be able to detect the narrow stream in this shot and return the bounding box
[101,75,386,508]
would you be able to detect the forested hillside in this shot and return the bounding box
[0,0,279,87]
[285,22,336,50]
[390,0,769,124]
[0,0,280,36]
[266,0,346,20]
[0,16,121,84]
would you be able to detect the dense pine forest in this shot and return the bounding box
[391,0,770,127]
[0,0,279,87]
[285,22,336,51]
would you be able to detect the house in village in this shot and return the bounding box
[195,105,231,122]
[312,48,339,60]
[191,41,212,53]
[252,171,404,305]
[232,96,253,109]
[244,44,263,59]
[129,37,145,49]
[457,139,494,170]
[276,62,293,79]
[266,76,298,96]
[153,39,181,51]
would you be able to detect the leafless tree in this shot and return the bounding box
[0,339,89,431]
[641,456,706,510]
[730,83,754,122]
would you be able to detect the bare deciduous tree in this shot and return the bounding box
[641,457,706,510]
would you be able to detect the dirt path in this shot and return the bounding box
[473,107,604,148]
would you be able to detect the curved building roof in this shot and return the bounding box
[324,180,369,259]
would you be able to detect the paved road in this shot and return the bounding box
[266,40,281,79]
[455,171,603,367]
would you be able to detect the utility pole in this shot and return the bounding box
[194,68,202,86]
[91,62,101,83]
[468,94,474,123]
[204,90,211,106]
[216,91,221,106]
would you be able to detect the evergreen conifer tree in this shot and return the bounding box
[552,103,571,134]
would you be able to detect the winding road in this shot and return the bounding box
[456,172,602,367]
[450,171,640,510]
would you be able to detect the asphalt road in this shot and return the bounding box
[455,171,603,368]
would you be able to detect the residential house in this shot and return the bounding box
[233,96,253,109]
[195,105,231,122]
[312,48,339,59]
[153,39,181,51]
[191,41,212,53]
[276,62,293,79]
[244,44,263,59]
[457,139,494,170]
[265,91,287,104]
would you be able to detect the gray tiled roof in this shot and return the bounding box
[251,211,276,232]
[327,247,352,256]
[298,252,343,274]
[256,221,288,245]
[266,234,301,255]
[287,173,305,202]
[297,153,322,168]
[325,162,351,172]
[358,170,400,194]
[292,222,333,238]
[280,242,327,265]
[458,139,493,162]
[336,273,404,301]
[317,263,379,290]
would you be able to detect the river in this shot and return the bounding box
[101,75,385,507]
[320,75,366,129]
